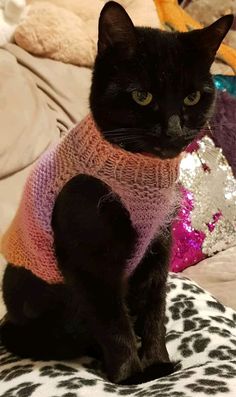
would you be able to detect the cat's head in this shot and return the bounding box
[90,1,233,159]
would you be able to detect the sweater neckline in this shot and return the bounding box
[71,114,181,189]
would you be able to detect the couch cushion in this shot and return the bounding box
[183,246,236,311]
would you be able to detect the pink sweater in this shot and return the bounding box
[1,115,180,283]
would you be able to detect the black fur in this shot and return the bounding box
[90,4,233,158]
[1,1,233,385]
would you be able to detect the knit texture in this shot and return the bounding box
[1,114,180,284]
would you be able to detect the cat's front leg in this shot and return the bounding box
[128,228,174,377]
[52,174,142,383]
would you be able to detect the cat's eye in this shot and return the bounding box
[184,91,201,106]
[132,90,153,106]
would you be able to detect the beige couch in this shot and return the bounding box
[0,43,236,317]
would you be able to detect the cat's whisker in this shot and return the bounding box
[103,127,147,135]
[206,122,235,128]
[129,140,148,152]
[104,132,144,138]
[105,135,145,143]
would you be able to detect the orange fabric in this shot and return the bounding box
[153,0,236,74]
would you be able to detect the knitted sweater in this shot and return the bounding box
[1,114,180,284]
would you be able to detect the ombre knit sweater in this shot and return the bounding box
[1,115,180,284]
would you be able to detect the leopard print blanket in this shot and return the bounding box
[0,274,236,397]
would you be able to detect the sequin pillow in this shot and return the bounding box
[170,135,236,272]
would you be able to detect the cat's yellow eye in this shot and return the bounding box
[184,91,201,106]
[132,90,153,106]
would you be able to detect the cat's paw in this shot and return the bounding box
[107,355,142,384]
[120,362,175,385]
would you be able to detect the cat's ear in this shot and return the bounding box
[199,15,234,57]
[98,1,137,57]
[189,15,234,60]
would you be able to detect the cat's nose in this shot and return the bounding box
[166,115,184,138]
[150,125,161,137]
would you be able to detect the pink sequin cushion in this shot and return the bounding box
[170,136,236,273]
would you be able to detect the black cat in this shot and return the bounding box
[1,1,233,385]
